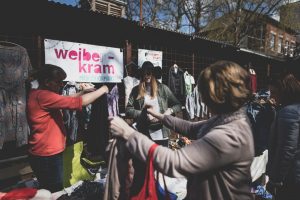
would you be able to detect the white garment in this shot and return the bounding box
[30,80,39,89]
[184,71,195,96]
[193,86,201,118]
[144,94,163,140]
[123,76,140,106]
[156,171,187,200]
[250,150,268,182]
[192,86,209,119]
[31,189,52,200]
[249,68,256,75]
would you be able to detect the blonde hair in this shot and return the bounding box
[198,60,251,114]
[137,74,158,99]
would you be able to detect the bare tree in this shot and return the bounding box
[124,0,164,27]
[202,0,291,46]
[280,1,300,33]
[125,0,140,21]
[159,0,185,31]
[180,0,220,33]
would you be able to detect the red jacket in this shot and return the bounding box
[27,89,82,156]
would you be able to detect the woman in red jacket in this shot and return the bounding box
[27,64,108,192]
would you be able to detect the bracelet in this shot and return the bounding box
[269,181,283,187]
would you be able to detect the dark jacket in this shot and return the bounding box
[267,103,300,184]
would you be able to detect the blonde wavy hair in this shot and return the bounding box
[137,74,158,100]
[198,60,251,114]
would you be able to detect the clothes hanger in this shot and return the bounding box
[126,61,137,67]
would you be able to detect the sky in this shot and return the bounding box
[50,0,79,6]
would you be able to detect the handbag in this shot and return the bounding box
[156,171,178,200]
[131,143,174,200]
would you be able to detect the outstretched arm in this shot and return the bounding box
[81,85,108,106]
[147,107,206,137]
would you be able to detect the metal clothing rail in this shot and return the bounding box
[0,155,28,165]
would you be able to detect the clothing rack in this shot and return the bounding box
[0,40,22,47]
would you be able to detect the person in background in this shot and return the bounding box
[27,64,108,192]
[266,73,300,199]
[126,61,181,145]
[110,60,254,200]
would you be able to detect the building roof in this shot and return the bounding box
[1,0,287,62]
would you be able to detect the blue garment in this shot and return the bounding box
[254,185,272,199]
[28,152,63,192]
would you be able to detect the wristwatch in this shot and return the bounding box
[169,108,174,114]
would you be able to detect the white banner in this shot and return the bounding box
[138,49,162,68]
[44,39,123,83]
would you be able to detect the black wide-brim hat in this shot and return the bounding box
[138,61,162,80]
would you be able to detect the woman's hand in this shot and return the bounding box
[163,108,174,116]
[80,83,94,89]
[99,85,109,94]
[109,116,136,140]
[146,105,164,121]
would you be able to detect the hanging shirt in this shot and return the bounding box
[62,82,81,145]
[107,84,119,117]
[168,66,185,98]
[185,95,195,120]
[0,43,32,148]
[123,76,140,107]
[184,71,195,96]
[249,68,257,94]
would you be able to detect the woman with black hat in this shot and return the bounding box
[125,61,181,197]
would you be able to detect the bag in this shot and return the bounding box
[156,171,178,200]
[131,143,174,200]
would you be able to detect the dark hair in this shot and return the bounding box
[269,73,300,106]
[198,60,251,114]
[34,64,66,85]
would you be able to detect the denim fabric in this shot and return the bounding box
[185,94,195,120]
[28,152,63,192]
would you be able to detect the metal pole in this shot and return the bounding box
[140,0,143,26]
[0,155,28,164]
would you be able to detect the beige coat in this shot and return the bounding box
[125,107,254,200]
